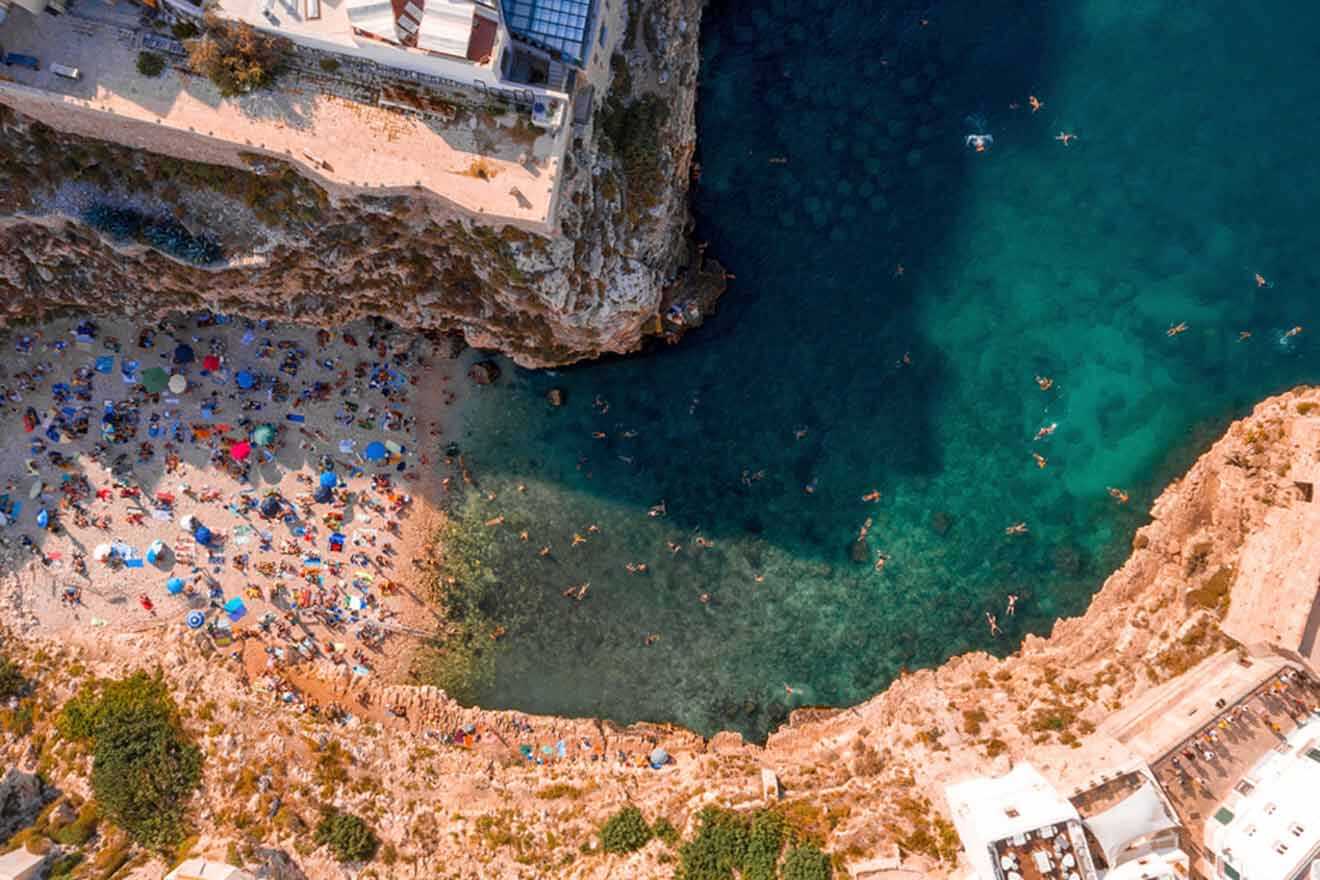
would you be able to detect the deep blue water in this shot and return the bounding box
[448,0,1320,739]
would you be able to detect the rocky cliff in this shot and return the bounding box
[0,0,723,367]
[5,389,1315,879]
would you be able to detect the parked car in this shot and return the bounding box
[51,62,80,79]
[3,52,39,70]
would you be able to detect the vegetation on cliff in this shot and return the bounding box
[56,671,203,849]
[186,13,291,97]
[314,810,379,863]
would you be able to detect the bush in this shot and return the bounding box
[170,19,199,39]
[599,805,650,855]
[781,843,832,880]
[50,802,100,846]
[652,817,679,846]
[136,51,165,77]
[318,57,341,73]
[743,811,787,880]
[677,808,750,880]
[56,672,202,849]
[186,13,290,97]
[315,811,378,863]
[0,655,26,700]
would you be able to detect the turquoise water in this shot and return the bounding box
[450,0,1320,739]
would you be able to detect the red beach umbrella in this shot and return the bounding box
[230,440,252,461]
[203,354,221,371]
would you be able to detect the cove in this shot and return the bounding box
[445,0,1320,740]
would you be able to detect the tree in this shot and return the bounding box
[56,672,202,849]
[781,843,833,880]
[136,52,165,77]
[315,811,379,863]
[185,14,290,97]
[599,805,650,854]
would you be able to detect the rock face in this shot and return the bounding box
[0,0,723,368]
[6,390,1317,880]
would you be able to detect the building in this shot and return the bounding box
[1203,715,1320,880]
[164,858,255,880]
[946,763,1101,880]
[1077,776,1187,877]
[0,848,46,880]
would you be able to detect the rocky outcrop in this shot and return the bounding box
[0,0,722,368]
[6,389,1317,879]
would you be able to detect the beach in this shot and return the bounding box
[0,312,469,706]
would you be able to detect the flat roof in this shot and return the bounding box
[1205,716,1320,880]
[499,0,593,64]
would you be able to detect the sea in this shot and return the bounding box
[445,0,1320,740]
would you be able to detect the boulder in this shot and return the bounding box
[467,361,500,385]
[546,387,566,407]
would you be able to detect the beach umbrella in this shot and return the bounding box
[186,610,205,629]
[236,370,255,390]
[251,423,275,446]
[314,485,333,504]
[173,343,195,365]
[141,367,169,393]
[230,441,252,461]
[649,748,669,767]
[202,354,221,372]
[223,597,247,621]
[93,543,113,562]
[146,539,165,565]
[259,495,283,518]
[319,471,337,489]
[166,577,185,595]
[180,514,198,532]
[168,374,187,394]
[363,441,387,461]
[193,524,213,546]
[36,509,49,529]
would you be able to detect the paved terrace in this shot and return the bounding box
[0,4,565,229]
[1148,667,1320,870]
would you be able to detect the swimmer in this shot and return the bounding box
[1107,486,1129,504]
[1005,522,1029,536]
[769,156,789,164]
[794,426,809,440]
[1254,272,1271,289]
[804,478,817,495]
[965,133,994,153]
[560,582,588,600]
[858,517,873,540]
[894,264,905,278]
[1239,331,1252,341]
[862,490,882,502]
[538,545,551,557]
[695,536,714,548]
[1167,322,1189,337]
[986,612,1001,635]
[1028,95,1043,113]
[587,524,601,533]
[648,500,667,518]
[621,429,639,438]
[1035,375,1053,391]
[1006,593,1018,616]
[754,574,766,584]
[516,483,527,493]
[874,551,889,573]
[1033,452,1047,469]
[592,431,607,440]
[593,395,610,414]
[699,592,711,605]
[484,515,505,527]
[784,683,794,696]
[519,531,529,541]
[1285,326,1304,337]
[625,562,649,574]
[644,633,660,646]
[1054,131,1077,146]
[668,541,682,554]
[1034,422,1057,441]
[572,533,587,546]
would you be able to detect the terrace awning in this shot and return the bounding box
[416,0,475,57]
[346,0,399,42]
[1084,781,1179,866]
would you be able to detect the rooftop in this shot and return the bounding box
[164,859,254,880]
[499,0,594,65]
[1204,714,1320,880]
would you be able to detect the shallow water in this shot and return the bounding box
[449,0,1320,739]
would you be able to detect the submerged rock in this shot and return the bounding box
[467,361,501,385]
[546,387,566,407]
[931,511,954,536]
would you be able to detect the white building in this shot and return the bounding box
[164,858,255,880]
[946,763,1100,880]
[1081,778,1186,876]
[1204,715,1320,880]
[0,848,45,880]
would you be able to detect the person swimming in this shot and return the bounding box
[1032,452,1047,469]
[1006,594,1018,616]
[648,500,667,518]
[861,489,882,502]
[1028,95,1044,112]
[1005,522,1028,535]
[1107,486,1130,504]
[1054,131,1077,146]
[965,133,994,153]
[1167,322,1189,337]
[1034,422,1057,441]
[986,612,1001,635]
[1035,375,1053,391]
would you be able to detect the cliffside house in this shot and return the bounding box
[1202,714,1320,880]
[0,848,46,880]
[163,858,255,880]
[945,763,1101,880]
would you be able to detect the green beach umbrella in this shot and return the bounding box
[251,424,276,446]
[141,367,169,393]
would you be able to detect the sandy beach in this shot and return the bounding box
[0,312,469,708]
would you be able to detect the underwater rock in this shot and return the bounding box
[546,387,566,407]
[931,511,954,536]
[1053,543,1084,576]
[849,538,870,563]
[467,361,501,385]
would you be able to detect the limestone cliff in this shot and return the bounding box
[0,0,723,367]
[5,389,1316,879]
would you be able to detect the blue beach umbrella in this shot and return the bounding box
[166,577,185,595]
[223,597,247,621]
[186,610,206,629]
[319,471,337,489]
[236,370,255,390]
[193,524,213,546]
[36,509,49,529]
[363,441,387,461]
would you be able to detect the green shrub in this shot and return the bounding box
[0,655,26,699]
[318,57,341,73]
[677,808,750,880]
[136,52,165,77]
[170,19,199,39]
[781,843,832,880]
[315,811,379,863]
[652,817,679,846]
[743,811,787,880]
[600,805,650,854]
[56,672,202,849]
[47,853,83,880]
[51,802,100,846]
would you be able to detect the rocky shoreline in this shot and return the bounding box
[4,386,1314,878]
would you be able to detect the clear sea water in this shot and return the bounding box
[448,0,1320,739]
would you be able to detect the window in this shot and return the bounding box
[1273,841,1288,855]
[1214,807,1236,825]
[1234,780,1255,796]
[1306,747,1320,764]
[1288,823,1305,837]
[1222,861,1240,880]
